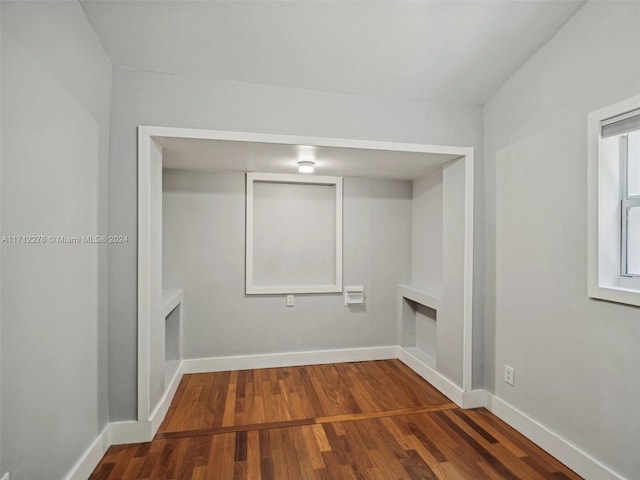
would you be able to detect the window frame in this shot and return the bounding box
[245,172,343,295]
[588,94,640,306]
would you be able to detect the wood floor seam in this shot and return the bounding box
[314,402,457,424]
[154,402,459,440]
[154,418,317,440]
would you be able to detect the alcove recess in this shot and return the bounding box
[398,158,470,390]
[138,126,474,427]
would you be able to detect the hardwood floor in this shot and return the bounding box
[90,360,582,479]
[158,360,451,437]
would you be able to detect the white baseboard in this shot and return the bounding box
[460,387,491,409]
[397,347,470,407]
[397,347,487,409]
[62,360,186,478]
[108,420,153,445]
[63,426,110,480]
[1,472,9,480]
[487,396,625,480]
[110,359,185,445]
[150,360,184,435]
[182,345,398,374]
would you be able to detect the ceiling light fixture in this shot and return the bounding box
[297,145,316,173]
[297,160,315,173]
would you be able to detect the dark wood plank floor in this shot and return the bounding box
[90,360,582,479]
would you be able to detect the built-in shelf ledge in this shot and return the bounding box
[162,289,183,318]
[397,284,442,311]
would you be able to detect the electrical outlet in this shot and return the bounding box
[286,294,294,307]
[504,365,515,386]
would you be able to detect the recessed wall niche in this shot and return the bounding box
[245,173,343,294]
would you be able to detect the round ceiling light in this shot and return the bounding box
[297,160,315,173]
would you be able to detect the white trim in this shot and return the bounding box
[247,172,341,185]
[63,426,110,480]
[396,284,442,311]
[108,420,152,446]
[587,105,600,300]
[462,149,474,392]
[461,388,491,409]
[396,347,483,408]
[137,126,152,422]
[110,359,185,445]
[0,473,9,480]
[150,360,184,435]
[139,126,470,157]
[488,396,626,480]
[247,285,343,294]
[588,94,640,307]
[182,346,398,374]
[245,172,343,295]
[162,288,183,318]
[601,107,640,127]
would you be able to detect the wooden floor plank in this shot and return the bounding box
[91,360,583,480]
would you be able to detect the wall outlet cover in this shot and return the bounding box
[504,365,515,386]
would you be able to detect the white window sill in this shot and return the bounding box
[589,282,640,307]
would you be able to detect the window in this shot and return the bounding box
[588,96,640,306]
[619,130,640,276]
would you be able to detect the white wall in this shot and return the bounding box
[1,2,111,479]
[411,172,443,367]
[163,169,411,359]
[414,304,437,361]
[108,67,484,420]
[484,2,640,477]
[412,171,443,295]
[0,2,3,471]
[251,180,337,288]
[439,158,467,386]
